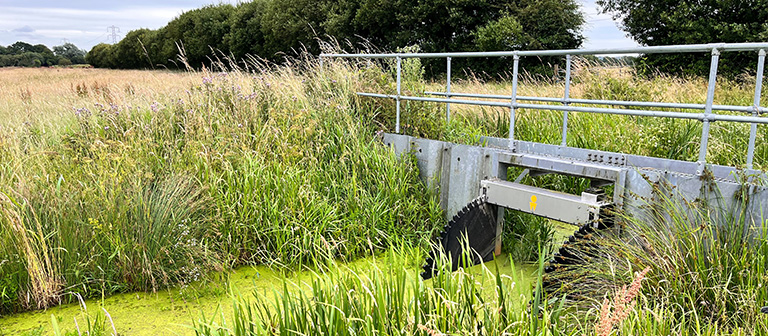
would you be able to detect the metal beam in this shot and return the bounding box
[423,91,768,115]
[356,92,768,125]
[482,180,607,225]
[321,42,768,59]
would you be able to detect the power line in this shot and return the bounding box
[107,25,121,44]
[84,33,107,45]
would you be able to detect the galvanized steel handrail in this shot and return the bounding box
[423,92,768,115]
[321,43,768,58]
[320,43,768,171]
[358,92,768,124]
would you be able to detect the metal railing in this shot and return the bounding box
[320,43,768,170]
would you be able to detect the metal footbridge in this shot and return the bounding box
[321,43,768,277]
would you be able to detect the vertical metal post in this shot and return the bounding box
[561,55,572,147]
[747,49,765,169]
[495,163,507,256]
[396,56,402,134]
[509,54,520,140]
[319,56,324,70]
[446,57,452,122]
[698,49,720,171]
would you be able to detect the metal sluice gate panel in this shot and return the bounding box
[321,43,768,277]
[481,179,608,226]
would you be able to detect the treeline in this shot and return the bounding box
[87,0,585,74]
[598,0,768,77]
[0,42,86,67]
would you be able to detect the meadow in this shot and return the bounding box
[1,52,768,335]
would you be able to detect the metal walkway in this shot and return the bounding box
[321,43,768,243]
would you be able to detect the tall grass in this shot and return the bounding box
[551,183,768,335]
[0,53,443,314]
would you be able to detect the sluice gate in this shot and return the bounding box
[321,43,768,278]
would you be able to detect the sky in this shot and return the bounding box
[0,0,638,52]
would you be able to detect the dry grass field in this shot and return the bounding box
[0,67,195,130]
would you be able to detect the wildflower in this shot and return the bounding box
[104,126,109,131]
[150,102,160,112]
[595,266,651,336]
[238,123,243,128]
[417,324,444,336]
[202,77,212,84]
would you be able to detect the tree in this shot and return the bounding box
[7,41,35,54]
[115,29,156,69]
[53,43,87,64]
[475,16,524,51]
[259,0,329,59]
[597,0,768,76]
[161,4,235,68]
[86,43,117,68]
[17,52,43,67]
[87,0,585,74]
[224,0,268,62]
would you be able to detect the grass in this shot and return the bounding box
[0,54,443,315]
[190,247,567,336]
[3,49,768,335]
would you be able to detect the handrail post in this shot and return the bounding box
[446,57,452,122]
[509,54,520,140]
[747,49,766,169]
[561,55,572,147]
[396,56,402,133]
[698,48,720,173]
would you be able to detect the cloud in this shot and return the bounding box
[11,25,35,33]
[579,0,638,50]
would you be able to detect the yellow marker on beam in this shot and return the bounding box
[530,195,537,211]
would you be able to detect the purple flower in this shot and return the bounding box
[202,77,212,84]
[150,102,160,112]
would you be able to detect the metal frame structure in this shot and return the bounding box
[321,42,768,170]
[321,44,768,251]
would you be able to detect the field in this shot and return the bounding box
[2,54,768,335]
